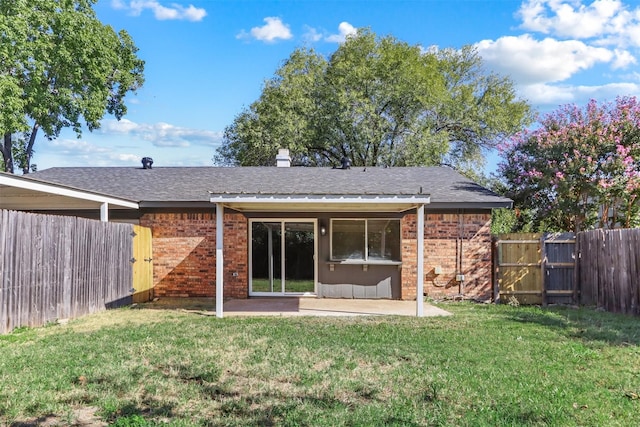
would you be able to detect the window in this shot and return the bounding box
[330,219,401,262]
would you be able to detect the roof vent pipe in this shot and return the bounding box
[340,157,351,169]
[276,148,291,167]
[141,157,153,169]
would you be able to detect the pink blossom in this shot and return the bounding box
[599,179,613,189]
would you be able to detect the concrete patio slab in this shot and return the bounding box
[145,297,452,317]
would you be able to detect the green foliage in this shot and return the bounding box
[501,97,640,232]
[0,0,144,173]
[110,414,152,427]
[490,208,517,234]
[216,29,531,172]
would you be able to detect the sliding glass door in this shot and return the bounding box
[250,220,316,295]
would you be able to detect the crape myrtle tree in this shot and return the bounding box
[499,97,640,232]
[216,29,531,174]
[0,0,144,174]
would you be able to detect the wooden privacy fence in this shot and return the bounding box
[494,233,576,305]
[495,230,640,315]
[577,229,640,315]
[0,210,153,334]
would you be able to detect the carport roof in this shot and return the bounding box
[20,166,511,209]
[0,172,138,211]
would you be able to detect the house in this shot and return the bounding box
[0,151,511,316]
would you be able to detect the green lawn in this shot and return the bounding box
[251,278,315,293]
[1,303,639,426]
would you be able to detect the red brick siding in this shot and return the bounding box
[401,214,418,300]
[401,212,493,301]
[140,211,248,298]
[222,212,248,298]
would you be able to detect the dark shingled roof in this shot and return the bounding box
[26,166,511,208]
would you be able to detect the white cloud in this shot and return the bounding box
[325,22,357,43]
[40,139,142,167]
[101,119,223,147]
[518,81,640,107]
[48,139,112,155]
[302,26,323,43]
[112,0,206,22]
[477,1,640,110]
[301,22,358,44]
[612,48,637,69]
[237,17,292,43]
[517,0,640,48]
[476,34,613,84]
[518,0,622,38]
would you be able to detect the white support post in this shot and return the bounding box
[216,203,224,318]
[100,202,109,222]
[416,204,425,317]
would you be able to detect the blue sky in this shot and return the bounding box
[32,0,640,173]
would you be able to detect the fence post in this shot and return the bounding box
[493,236,500,304]
[573,232,580,305]
[540,233,547,306]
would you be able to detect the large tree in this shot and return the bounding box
[500,97,640,232]
[0,0,144,173]
[216,29,531,172]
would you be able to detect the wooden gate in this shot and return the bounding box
[494,233,576,305]
[132,225,153,303]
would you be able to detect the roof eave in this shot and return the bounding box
[0,173,139,209]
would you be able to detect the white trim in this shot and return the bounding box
[0,174,138,209]
[417,204,425,317]
[216,203,224,318]
[210,194,430,205]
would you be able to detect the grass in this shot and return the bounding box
[251,278,315,293]
[0,303,639,426]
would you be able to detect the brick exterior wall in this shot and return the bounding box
[401,212,493,301]
[401,214,418,300]
[140,211,248,299]
[141,210,492,301]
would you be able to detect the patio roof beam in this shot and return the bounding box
[209,194,431,204]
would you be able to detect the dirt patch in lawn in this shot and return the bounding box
[10,407,106,427]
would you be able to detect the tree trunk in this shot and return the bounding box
[21,124,39,174]
[1,133,14,174]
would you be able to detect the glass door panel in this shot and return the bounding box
[251,222,282,293]
[284,222,315,294]
[251,220,316,295]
